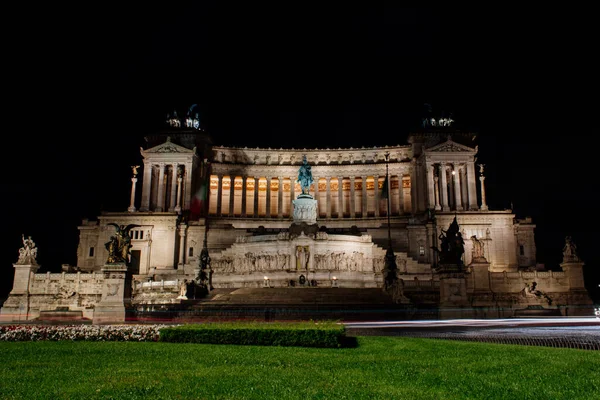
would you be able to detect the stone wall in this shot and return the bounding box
[1,271,104,321]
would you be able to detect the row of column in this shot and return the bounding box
[140,162,192,212]
[210,175,411,218]
[426,162,478,212]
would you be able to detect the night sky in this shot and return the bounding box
[3,7,596,302]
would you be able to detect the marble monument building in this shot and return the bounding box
[1,111,594,322]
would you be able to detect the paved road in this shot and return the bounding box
[344,317,600,350]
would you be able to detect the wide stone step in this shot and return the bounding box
[203,288,395,305]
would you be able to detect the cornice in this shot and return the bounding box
[209,163,412,177]
[210,145,413,166]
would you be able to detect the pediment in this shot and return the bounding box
[424,137,475,153]
[143,140,193,154]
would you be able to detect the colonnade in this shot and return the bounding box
[208,174,412,218]
[426,162,478,212]
[139,162,192,212]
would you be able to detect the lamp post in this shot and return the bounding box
[197,158,212,292]
[383,151,397,292]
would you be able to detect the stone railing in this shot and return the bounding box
[133,279,180,291]
[29,272,103,295]
[402,280,440,289]
[490,270,569,292]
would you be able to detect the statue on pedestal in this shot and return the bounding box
[105,223,140,264]
[177,279,188,300]
[297,155,313,197]
[16,234,38,265]
[562,236,579,262]
[432,216,465,266]
[470,235,486,263]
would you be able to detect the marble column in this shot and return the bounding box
[426,163,435,210]
[453,166,463,211]
[467,161,478,210]
[439,163,449,211]
[254,176,260,217]
[169,164,178,211]
[338,176,343,218]
[156,163,165,212]
[216,174,223,217]
[174,176,182,213]
[241,176,248,217]
[460,166,468,211]
[479,165,489,211]
[128,176,138,213]
[413,162,420,213]
[374,175,380,217]
[265,176,272,217]
[229,176,235,216]
[433,175,441,211]
[278,176,283,218]
[326,177,332,218]
[140,162,152,212]
[178,224,186,267]
[350,176,356,218]
[391,174,399,215]
[361,176,368,218]
[183,162,192,211]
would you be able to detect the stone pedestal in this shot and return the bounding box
[437,263,470,319]
[0,263,40,321]
[292,196,317,225]
[559,260,594,316]
[560,261,585,290]
[469,261,491,292]
[93,263,127,324]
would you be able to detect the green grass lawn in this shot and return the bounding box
[1,337,598,400]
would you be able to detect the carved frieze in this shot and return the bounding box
[143,140,193,155]
[424,138,476,154]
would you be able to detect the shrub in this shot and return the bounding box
[0,324,172,342]
[158,321,358,348]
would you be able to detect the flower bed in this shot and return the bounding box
[0,324,175,342]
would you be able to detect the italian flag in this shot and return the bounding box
[380,174,389,199]
[190,183,208,220]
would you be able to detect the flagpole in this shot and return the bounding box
[199,158,212,292]
[385,152,392,248]
[383,151,397,292]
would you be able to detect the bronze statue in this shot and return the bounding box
[432,216,465,266]
[131,165,140,177]
[105,236,120,263]
[297,155,313,196]
[105,223,141,264]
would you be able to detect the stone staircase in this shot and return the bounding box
[204,288,395,305]
[129,287,434,322]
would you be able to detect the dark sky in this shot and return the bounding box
[3,6,597,301]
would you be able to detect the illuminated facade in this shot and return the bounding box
[1,114,594,322]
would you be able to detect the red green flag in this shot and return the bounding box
[380,175,389,199]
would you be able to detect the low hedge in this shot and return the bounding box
[158,321,357,348]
